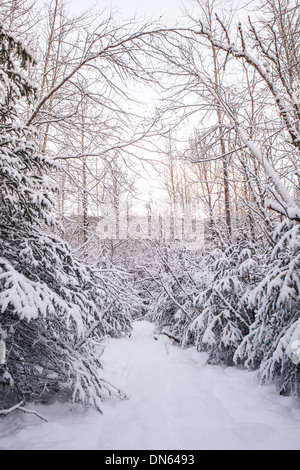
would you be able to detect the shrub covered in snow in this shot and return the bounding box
[0,27,134,412]
[235,219,300,395]
[148,219,300,396]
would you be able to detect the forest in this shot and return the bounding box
[0,0,299,419]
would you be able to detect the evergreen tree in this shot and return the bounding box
[235,219,300,395]
[0,26,130,411]
[181,234,260,365]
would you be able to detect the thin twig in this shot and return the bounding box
[0,401,48,422]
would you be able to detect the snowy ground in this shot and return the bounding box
[1,320,300,450]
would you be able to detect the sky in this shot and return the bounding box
[70,0,260,25]
[109,0,184,21]
[71,0,184,23]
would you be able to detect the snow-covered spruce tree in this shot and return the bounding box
[149,231,264,366]
[183,230,266,366]
[0,27,130,411]
[235,219,300,395]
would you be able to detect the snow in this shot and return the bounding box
[1,320,300,450]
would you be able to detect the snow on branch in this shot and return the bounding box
[197,15,300,150]
[0,401,48,422]
[236,126,300,220]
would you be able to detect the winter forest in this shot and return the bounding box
[0,0,300,450]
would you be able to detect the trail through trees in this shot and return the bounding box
[1,320,300,449]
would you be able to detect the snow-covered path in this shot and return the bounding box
[1,320,300,450]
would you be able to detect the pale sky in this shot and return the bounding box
[70,0,260,27]
[70,0,188,23]
[110,0,184,20]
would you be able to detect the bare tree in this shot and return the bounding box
[148,0,299,233]
[195,1,300,221]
